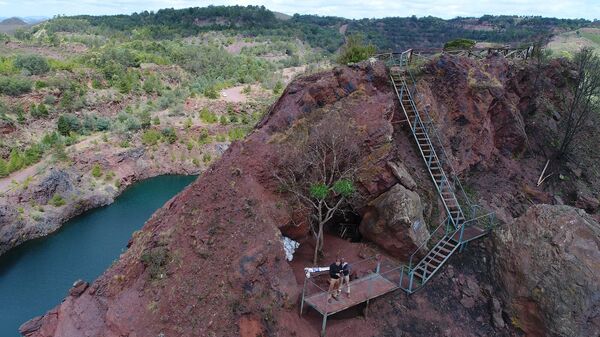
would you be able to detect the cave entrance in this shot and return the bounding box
[326,208,362,243]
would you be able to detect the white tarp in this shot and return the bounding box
[282,236,300,261]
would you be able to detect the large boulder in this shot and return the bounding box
[491,205,600,337]
[359,183,430,260]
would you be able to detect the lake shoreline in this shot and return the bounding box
[0,175,197,337]
[0,139,220,257]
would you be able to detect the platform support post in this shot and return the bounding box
[300,277,307,315]
[321,314,328,337]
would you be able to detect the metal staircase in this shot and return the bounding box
[381,50,496,293]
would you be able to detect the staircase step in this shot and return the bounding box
[423,255,444,265]
[437,245,453,254]
[431,250,448,260]
[413,269,425,281]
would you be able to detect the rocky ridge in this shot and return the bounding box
[19,55,600,337]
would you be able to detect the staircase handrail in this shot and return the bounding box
[397,56,478,217]
[408,216,449,270]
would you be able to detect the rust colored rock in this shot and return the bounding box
[491,205,600,337]
[575,192,599,213]
[24,61,397,337]
[19,316,43,336]
[359,183,430,260]
[387,161,417,191]
[68,280,88,297]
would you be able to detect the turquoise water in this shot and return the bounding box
[0,175,197,337]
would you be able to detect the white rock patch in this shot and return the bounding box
[282,236,300,261]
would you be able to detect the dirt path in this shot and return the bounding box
[0,160,45,192]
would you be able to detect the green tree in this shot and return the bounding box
[57,114,81,135]
[337,34,376,65]
[275,112,360,264]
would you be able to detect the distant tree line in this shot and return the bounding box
[32,6,594,55]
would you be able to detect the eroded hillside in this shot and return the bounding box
[20,55,600,337]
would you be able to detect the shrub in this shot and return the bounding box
[57,113,81,135]
[219,115,228,125]
[15,106,25,123]
[161,127,177,144]
[273,80,284,94]
[184,117,193,129]
[7,149,24,172]
[140,246,169,280]
[203,86,219,99]
[199,108,217,123]
[142,129,162,145]
[35,80,48,89]
[59,88,85,112]
[444,38,476,51]
[0,76,32,96]
[228,127,248,141]
[91,163,102,178]
[215,133,226,142]
[43,95,57,105]
[198,129,210,144]
[23,144,42,166]
[337,34,376,65]
[139,110,152,129]
[142,74,163,94]
[49,194,66,207]
[203,153,212,163]
[14,54,50,75]
[31,103,49,118]
[0,158,8,177]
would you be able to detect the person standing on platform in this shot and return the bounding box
[327,257,342,303]
[339,258,351,298]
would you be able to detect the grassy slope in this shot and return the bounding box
[547,28,600,57]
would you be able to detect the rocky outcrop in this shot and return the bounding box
[491,205,600,337]
[22,61,401,337]
[360,183,429,260]
[18,54,599,337]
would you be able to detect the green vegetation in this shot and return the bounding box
[337,34,376,64]
[140,246,169,280]
[142,129,162,145]
[228,127,249,141]
[49,194,66,207]
[91,163,103,178]
[199,108,218,123]
[0,76,32,96]
[57,113,81,135]
[14,54,50,75]
[161,127,178,144]
[444,38,477,50]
